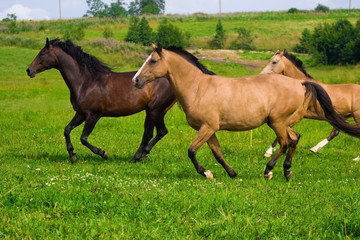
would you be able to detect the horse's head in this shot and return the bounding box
[260,50,286,75]
[27,38,58,78]
[132,43,167,89]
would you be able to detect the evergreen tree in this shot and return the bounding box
[209,20,226,49]
[155,19,190,48]
[138,17,153,45]
[125,16,140,43]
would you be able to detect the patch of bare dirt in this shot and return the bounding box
[192,49,269,70]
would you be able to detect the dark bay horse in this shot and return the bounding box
[261,50,360,160]
[27,38,176,163]
[132,43,360,180]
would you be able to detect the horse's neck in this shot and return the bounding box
[55,48,87,97]
[284,59,309,80]
[284,59,322,84]
[166,52,203,111]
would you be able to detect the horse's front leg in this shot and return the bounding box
[310,127,339,153]
[64,112,85,163]
[207,134,237,178]
[80,114,108,160]
[188,124,216,179]
[131,113,155,163]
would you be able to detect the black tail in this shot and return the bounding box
[302,81,360,138]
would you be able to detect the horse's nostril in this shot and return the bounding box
[136,78,139,83]
[26,68,30,74]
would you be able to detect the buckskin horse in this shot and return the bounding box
[261,50,360,161]
[27,38,176,163]
[132,43,360,180]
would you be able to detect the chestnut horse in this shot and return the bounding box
[132,43,360,180]
[261,50,360,161]
[27,38,176,163]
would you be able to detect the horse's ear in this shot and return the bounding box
[46,38,50,48]
[151,43,156,49]
[275,49,280,55]
[157,42,163,52]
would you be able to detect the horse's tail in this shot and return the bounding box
[302,81,360,138]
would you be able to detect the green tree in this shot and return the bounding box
[295,19,360,64]
[85,0,105,17]
[128,0,165,15]
[125,16,140,43]
[315,3,330,12]
[209,20,226,49]
[125,16,153,45]
[138,17,153,45]
[104,0,128,18]
[155,19,190,48]
[229,27,256,50]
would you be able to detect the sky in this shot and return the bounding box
[0,0,358,21]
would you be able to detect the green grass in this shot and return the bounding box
[1,46,360,239]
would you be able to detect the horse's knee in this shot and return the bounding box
[64,125,72,136]
[188,147,196,159]
[80,136,87,145]
[157,128,168,138]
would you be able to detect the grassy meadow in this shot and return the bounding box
[1,10,360,239]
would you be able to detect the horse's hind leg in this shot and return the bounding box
[141,110,169,159]
[207,134,237,178]
[264,137,278,158]
[352,113,360,161]
[283,127,301,181]
[131,113,155,163]
[264,124,290,179]
[64,112,85,163]
[310,127,339,153]
[80,114,108,160]
[188,125,216,179]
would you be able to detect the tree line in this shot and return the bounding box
[84,0,165,18]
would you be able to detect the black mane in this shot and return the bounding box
[283,50,313,79]
[165,46,216,75]
[50,39,112,77]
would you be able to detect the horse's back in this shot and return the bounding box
[198,74,306,131]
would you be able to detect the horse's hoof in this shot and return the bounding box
[204,170,213,180]
[102,151,108,160]
[285,171,292,181]
[264,171,273,180]
[229,169,237,179]
[71,154,77,163]
[309,147,318,153]
[264,153,272,158]
[353,156,360,161]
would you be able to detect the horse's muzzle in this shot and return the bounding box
[26,68,35,78]
[133,77,145,89]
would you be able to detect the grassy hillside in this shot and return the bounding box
[1,9,360,53]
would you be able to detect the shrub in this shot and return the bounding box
[288,8,299,14]
[229,27,256,50]
[155,19,190,48]
[103,27,114,38]
[209,20,226,49]
[295,19,360,64]
[315,4,330,12]
[63,25,85,41]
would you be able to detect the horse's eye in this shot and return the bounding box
[150,59,157,64]
[272,61,277,64]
